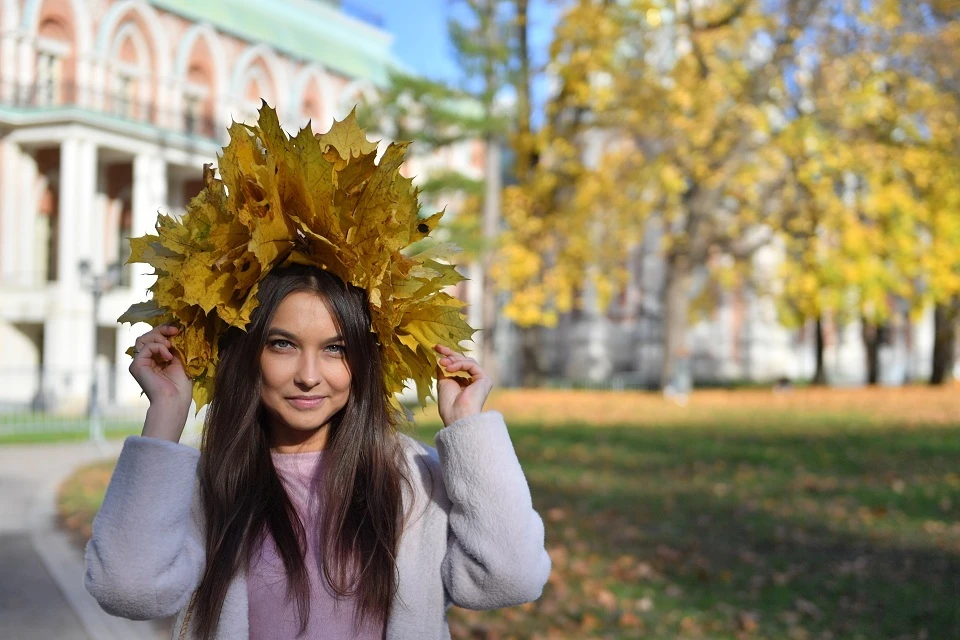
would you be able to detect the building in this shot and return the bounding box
[0,0,483,413]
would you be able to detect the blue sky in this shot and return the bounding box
[376,0,463,82]
[374,0,559,126]
[375,1,558,85]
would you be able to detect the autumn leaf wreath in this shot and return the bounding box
[119,102,475,412]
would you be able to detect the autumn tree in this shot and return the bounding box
[497,0,823,390]
[365,1,531,377]
[773,14,924,387]
[797,0,960,385]
[910,0,960,384]
[498,0,958,390]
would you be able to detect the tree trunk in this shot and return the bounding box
[519,325,543,387]
[478,0,504,379]
[660,253,693,392]
[513,0,533,184]
[812,315,828,386]
[861,317,882,385]
[480,141,501,378]
[508,0,540,387]
[930,300,957,385]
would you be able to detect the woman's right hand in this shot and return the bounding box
[129,325,193,440]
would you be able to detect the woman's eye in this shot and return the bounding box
[326,344,346,355]
[270,339,293,349]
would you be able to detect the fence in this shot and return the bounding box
[0,409,145,439]
[0,79,219,140]
[0,365,145,439]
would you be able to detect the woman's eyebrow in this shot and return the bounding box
[266,328,299,340]
[265,328,344,344]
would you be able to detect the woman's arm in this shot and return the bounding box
[84,436,205,619]
[435,411,551,609]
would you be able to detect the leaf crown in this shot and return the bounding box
[119,102,475,412]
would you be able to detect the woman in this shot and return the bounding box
[84,264,551,639]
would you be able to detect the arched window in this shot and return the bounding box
[34,7,74,105]
[239,59,276,124]
[300,74,327,132]
[104,11,157,122]
[110,24,146,118]
[178,31,219,137]
[185,62,212,135]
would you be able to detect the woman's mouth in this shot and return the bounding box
[287,396,325,410]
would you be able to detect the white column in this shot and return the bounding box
[54,137,97,290]
[0,139,20,281]
[89,156,107,274]
[114,152,168,405]
[131,151,166,294]
[42,137,97,411]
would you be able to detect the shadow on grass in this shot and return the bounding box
[467,420,960,639]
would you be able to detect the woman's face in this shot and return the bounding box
[259,290,351,450]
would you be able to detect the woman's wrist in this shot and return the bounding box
[142,403,190,442]
[441,409,482,429]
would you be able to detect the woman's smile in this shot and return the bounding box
[287,395,327,410]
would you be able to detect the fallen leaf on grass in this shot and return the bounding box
[737,611,760,632]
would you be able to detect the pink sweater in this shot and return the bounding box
[247,450,383,639]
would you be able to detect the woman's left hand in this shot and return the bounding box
[435,344,494,427]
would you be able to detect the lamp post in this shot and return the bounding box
[79,260,122,443]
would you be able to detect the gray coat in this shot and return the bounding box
[84,411,551,639]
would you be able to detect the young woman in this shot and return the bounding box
[84,264,551,639]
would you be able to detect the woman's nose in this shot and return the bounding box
[295,355,322,387]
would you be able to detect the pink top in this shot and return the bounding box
[247,450,385,640]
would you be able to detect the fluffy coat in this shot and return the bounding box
[84,411,551,639]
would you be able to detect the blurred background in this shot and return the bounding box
[1,1,959,639]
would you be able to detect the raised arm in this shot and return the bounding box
[85,325,205,618]
[435,411,551,608]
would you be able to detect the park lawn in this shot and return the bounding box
[0,412,143,445]
[58,388,960,639]
[0,426,142,445]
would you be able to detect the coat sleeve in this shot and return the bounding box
[434,411,551,609]
[84,436,205,620]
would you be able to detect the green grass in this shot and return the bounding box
[58,410,960,639]
[414,416,960,639]
[0,425,142,445]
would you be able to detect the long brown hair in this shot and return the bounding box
[193,264,409,638]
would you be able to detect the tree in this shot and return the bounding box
[912,0,960,383]
[364,1,525,378]
[497,0,823,390]
[494,0,960,392]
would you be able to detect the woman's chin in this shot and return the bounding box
[279,417,327,433]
